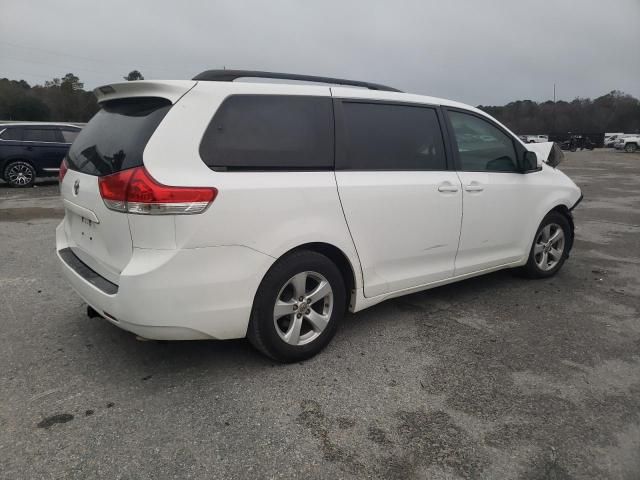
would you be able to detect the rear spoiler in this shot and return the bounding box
[525,141,564,168]
[93,80,197,105]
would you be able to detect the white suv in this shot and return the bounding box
[57,70,582,362]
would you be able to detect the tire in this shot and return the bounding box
[625,143,637,153]
[247,250,346,363]
[519,211,572,279]
[4,161,36,188]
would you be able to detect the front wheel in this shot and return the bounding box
[247,250,346,362]
[519,212,571,278]
[4,161,36,187]
[625,143,638,153]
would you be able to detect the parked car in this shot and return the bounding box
[614,134,639,152]
[0,123,82,187]
[604,135,621,147]
[56,70,582,362]
[523,134,549,143]
[604,133,624,147]
[560,135,594,151]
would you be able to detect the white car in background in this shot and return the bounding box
[614,134,639,152]
[56,70,582,362]
[604,133,624,147]
[523,135,549,143]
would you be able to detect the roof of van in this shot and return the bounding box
[94,78,481,115]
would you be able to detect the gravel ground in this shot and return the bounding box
[1,150,639,479]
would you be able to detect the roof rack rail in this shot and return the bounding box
[192,69,401,92]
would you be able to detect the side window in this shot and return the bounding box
[61,128,80,143]
[339,102,446,170]
[0,128,23,141]
[200,95,334,169]
[448,111,518,172]
[23,129,59,143]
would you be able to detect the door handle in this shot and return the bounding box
[464,182,484,192]
[437,182,459,193]
[25,146,33,151]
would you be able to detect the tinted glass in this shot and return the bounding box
[61,129,80,143]
[23,129,59,142]
[67,97,171,176]
[340,102,446,170]
[200,95,333,169]
[448,111,518,172]
[0,128,22,141]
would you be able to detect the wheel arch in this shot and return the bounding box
[547,203,575,253]
[268,242,359,310]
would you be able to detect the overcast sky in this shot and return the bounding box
[2,0,639,106]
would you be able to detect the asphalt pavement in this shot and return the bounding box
[1,150,639,479]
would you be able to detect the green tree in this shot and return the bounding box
[124,70,144,81]
[60,73,84,92]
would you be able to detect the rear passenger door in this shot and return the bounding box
[333,92,462,297]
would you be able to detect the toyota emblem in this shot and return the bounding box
[73,179,80,195]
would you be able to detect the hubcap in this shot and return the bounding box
[273,271,333,346]
[534,223,565,271]
[7,164,33,186]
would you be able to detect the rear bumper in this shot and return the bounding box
[56,222,274,340]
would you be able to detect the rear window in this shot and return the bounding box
[199,95,334,170]
[67,97,171,176]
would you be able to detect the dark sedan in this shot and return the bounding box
[0,123,81,187]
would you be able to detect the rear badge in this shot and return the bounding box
[73,180,80,196]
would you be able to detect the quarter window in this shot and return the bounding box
[448,111,518,172]
[200,95,334,170]
[23,129,59,143]
[61,128,80,143]
[339,102,446,170]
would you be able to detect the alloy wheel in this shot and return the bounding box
[273,271,334,346]
[533,223,565,271]
[6,163,34,186]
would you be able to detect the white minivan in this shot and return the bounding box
[57,70,582,362]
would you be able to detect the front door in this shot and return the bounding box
[445,109,533,275]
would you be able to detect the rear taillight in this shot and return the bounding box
[59,158,68,183]
[98,167,217,215]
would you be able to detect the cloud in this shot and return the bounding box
[1,0,638,105]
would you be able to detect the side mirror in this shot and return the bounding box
[522,151,540,172]
[546,142,565,168]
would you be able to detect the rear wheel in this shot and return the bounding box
[4,161,36,188]
[520,212,571,278]
[247,250,346,362]
[625,143,637,153]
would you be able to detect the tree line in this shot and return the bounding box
[1,72,639,134]
[0,71,144,123]
[478,90,640,134]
